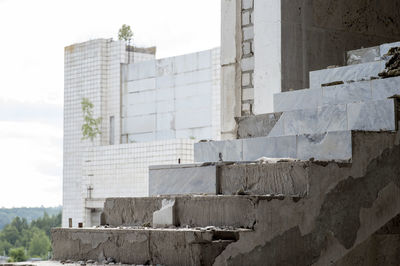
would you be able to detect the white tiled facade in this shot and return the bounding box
[63,39,221,227]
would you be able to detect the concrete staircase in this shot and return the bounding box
[52,41,400,265]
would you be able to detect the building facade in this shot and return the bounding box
[63,39,220,227]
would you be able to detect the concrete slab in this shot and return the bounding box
[194,140,243,162]
[149,164,217,196]
[52,228,241,266]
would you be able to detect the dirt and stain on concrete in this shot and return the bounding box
[220,135,400,266]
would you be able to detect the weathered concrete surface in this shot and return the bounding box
[102,196,264,228]
[213,131,400,265]
[219,162,310,196]
[334,234,400,266]
[148,161,310,196]
[52,228,241,266]
[236,113,282,138]
[55,131,400,265]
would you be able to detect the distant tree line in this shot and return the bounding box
[0,207,62,230]
[0,212,61,262]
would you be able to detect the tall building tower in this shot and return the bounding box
[63,39,220,227]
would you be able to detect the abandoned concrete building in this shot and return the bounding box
[55,0,400,265]
[63,40,221,227]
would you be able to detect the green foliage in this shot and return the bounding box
[31,212,61,238]
[0,212,61,260]
[28,230,50,258]
[0,240,12,256]
[81,98,102,141]
[118,24,133,42]
[8,247,27,262]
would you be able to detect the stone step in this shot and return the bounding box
[51,227,249,266]
[52,131,400,265]
[309,60,385,88]
[149,161,310,196]
[346,41,400,65]
[274,76,400,113]
[195,130,352,162]
[268,98,397,138]
[100,195,299,228]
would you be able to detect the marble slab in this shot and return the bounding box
[149,164,217,196]
[347,99,395,131]
[273,88,322,112]
[194,130,354,163]
[242,135,297,161]
[346,46,380,65]
[309,61,385,88]
[371,77,400,99]
[194,140,243,162]
[296,131,352,161]
[322,81,373,106]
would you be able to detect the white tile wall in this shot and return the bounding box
[63,39,220,228]
[122,48,221,142]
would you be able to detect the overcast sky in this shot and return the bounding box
[0,0,220,208]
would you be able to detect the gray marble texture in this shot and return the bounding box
[322,81,373,106]
[242,135,297,161]
[274,88,322,112]
[269,99,395,138]
[149,164,217,196]
[347,99,395,131]
[296,131,352,161]
[371,77,400,99]
[273,77,400,113]
[346,46,380,65]
[194,140,243,162]
[194,131,354,162]
[309,61,385,88]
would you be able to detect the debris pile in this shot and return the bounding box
[379,47,400,78]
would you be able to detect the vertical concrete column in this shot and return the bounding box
[221,0,242,140]
[253,0,282,115]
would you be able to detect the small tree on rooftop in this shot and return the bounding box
[81,98,102,141]
[118,24,133,43]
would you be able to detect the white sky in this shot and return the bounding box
[0,0,221,208]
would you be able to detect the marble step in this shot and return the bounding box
[195,130,353,162]
[100,195,299,228]
[149,161,310,197]
[274,76,400,113]
[268,98,397,138]
[309,60,385,88]
[346,41,400,65]
[52,227,248,265]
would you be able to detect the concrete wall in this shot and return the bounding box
[221,0,400,132]
[256,0,400,114]
[121,48,221,142]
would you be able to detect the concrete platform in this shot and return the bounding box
[52,227,248,266]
